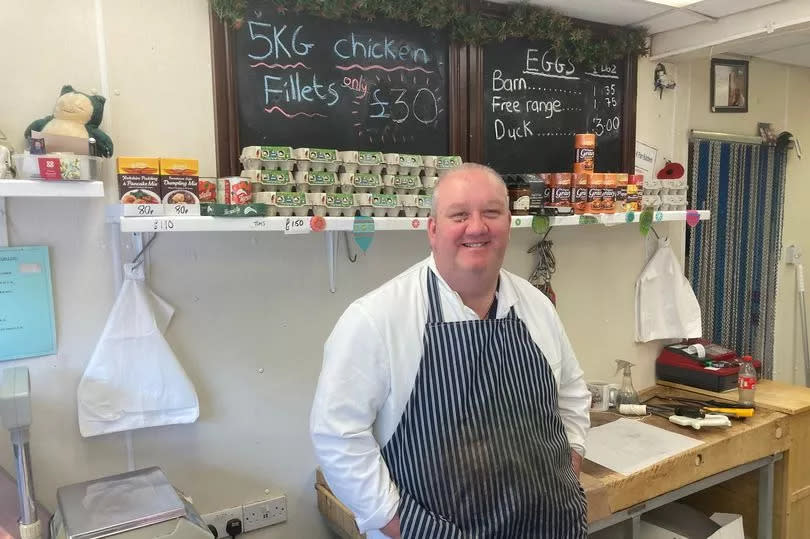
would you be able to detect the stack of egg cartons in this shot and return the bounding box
[337,151,384,217]
[659,177,687,211]
[240,145,463,218]
[641,177,662,210]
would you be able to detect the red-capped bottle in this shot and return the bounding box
[737,355,757,406]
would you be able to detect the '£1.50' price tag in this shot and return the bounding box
[283,217,310,235]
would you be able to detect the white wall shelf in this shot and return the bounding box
[0,180,104,197]
[119,210,710,233]
[117,209,710,293]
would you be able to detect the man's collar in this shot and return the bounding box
[426,255,519,317]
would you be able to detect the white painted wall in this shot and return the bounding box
[0,2,687,538]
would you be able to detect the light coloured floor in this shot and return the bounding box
[0,466,50,539]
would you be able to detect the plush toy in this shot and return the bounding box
[24,85,113,157]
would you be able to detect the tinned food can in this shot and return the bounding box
[217,177,252,205]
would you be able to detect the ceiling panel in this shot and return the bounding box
[719,25,810,55]
[690,0,784,18]
[757,42,810,67]
[489,0,669,26]
[641,9,708,34]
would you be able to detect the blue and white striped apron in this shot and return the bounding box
[381,270,587,538]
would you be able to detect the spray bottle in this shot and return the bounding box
[615,360,639,406]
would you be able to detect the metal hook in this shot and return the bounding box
[343,231,357,263]
[650,225,660,240]
[131,233,157,268]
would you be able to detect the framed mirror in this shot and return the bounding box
[710,58,748,113]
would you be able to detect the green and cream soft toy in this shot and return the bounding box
[24,85,113,157]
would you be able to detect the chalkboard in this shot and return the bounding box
[234,2,449,155]
[483,38,625,174]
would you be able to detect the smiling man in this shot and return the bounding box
[311,163,591,538]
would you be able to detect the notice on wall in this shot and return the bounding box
[635,140,658,183]
[0,246,56,361]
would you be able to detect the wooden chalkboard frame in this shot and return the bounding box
[209,7,467,177]
[209,2,636,176]
[468,1,637,173]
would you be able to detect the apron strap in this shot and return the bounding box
[426,269,444,323]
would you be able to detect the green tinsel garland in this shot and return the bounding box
[210,0,648,65]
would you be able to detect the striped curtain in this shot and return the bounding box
[686,139,788,378]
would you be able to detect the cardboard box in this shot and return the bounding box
[117,157,162,216]
[590,503,743,539]
[160,158,200,216]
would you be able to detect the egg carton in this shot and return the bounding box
[641,194,661,209]
[339,172,383,194]
[383,174,421,194]
[662,194,687,204]
[422,176,439,190]
[271,191,310,216]
[291,170,338,193]
[292,148,340,172]
[240,146,295,171]
[434,155,463,176]
[242,169,294,192]
[323,193,357,217]
[382,153,400,175]
[416,194,432,217]
[338,151,384,174]
[353,192,401,217]
[399,194,419,217]
[398,154,423,176]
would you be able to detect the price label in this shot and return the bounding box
[283,217,310,234]
[153,219,175,231]
[138,205,155,216]
[173,204,189,215]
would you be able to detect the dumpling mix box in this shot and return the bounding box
[160,158,200,216]
[118,157,163,216]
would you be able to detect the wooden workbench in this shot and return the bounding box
[658,379,810,538]
[314,383,795,538]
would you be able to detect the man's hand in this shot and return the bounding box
[381,515,401,538]
[571,450,583,477]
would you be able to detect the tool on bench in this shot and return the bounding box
[659,397,755,418]
[618,403,733,430]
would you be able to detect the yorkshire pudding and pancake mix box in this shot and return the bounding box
[117,157,163,216]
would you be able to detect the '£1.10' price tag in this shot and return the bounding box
[283,217,310,235]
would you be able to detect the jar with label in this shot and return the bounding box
[550,173,572,214]
[587,173,604,214]
[507,176,531,215]
[616,173,628,212]
[574,134,596,174]
[602,173,616,214]
[541,173,553,211]
[572,173,589,214]
[626,174,643,211]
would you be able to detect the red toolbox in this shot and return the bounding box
[656,341,762,392]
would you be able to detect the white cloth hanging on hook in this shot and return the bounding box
[635,237,702,342]
[77,263,199,437]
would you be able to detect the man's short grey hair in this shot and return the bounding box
[430,162,508,216]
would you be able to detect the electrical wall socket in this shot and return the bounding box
[202,506,244,539]
[242,495,287,532]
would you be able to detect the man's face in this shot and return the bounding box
[428,169,511,279]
